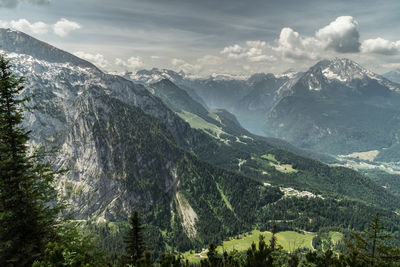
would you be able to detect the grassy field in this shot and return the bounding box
[342,150,380,162]
[178,111,223,136]
[183,230,315,263]
[261,154,297,173]
[329,232,344,245]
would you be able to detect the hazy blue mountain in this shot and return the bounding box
[149,77,335,163]
[265,58,400,154]
[384,68,400,83]
[144,77,400,213]
[136,59,400,158]
[132,68,299,135]
[131,68,208,108]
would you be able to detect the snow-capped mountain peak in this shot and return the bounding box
[301,58,400,92]
[0,28,99,72]
[129,68,185,84]
[319,58,374,82]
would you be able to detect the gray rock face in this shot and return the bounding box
[1,29,192,221]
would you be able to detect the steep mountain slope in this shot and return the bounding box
[148,79,210,120]
[265,58,400,154]
[234,73,298,115]
[132,68,300,136]
[149,78,334,163]
[146,78,400,211]
[132,68,208,107]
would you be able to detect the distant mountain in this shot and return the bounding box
[232,72,301,134]
[149,79,209,119]
[265,58,400,154]
[131,68,208,108]
[132,68,299,135]
[135,59,400,157]
[145,78,400,213]
[149,77,335,163]
[384,68,400,83]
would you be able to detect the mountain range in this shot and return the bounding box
[2,28,400,254]
[132,58,400,156]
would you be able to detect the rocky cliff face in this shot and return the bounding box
[3,39,187,221]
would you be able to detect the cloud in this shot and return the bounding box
[197,55,221,65]
[221,42,275,62]
[0,0,50,8]
[272,16,360,60]
[0,18,80,37]
[361,37,400,55]
[246,40,266,48]
[248,55,276,62]
[272,27,320,60]
[0,19,49,35]
[171,58,201,73]
[73,51,109,68]
[316,16,360,53]
[220,44,244,58]
[151,55,161,60]
[115,56,144,70]
[53,18,81,37]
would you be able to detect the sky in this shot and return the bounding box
[0,0,399,76]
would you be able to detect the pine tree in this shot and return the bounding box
[345,213,400,266]
[124,210,146,265]
[0,55,61,265]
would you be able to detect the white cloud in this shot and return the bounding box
[73,51,109,68]
[197,55,221,65]
[0,19,49,35]
[53,18,81,37]
[171,58,201,73]
[382,63,400,69]
[151,55,161,60]
[316,16,360,53]
[271,16,360,60]
[246,40,266,48]
[0,18,81,37]
[220,44,244,58]
[115,56,144,70]
[248,55,276,62]
[361,37,400,55]
[221,42,275,62]
[273,27,319,60]
[171,58,186,66]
